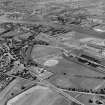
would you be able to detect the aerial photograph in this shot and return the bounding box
[0,0,105,105]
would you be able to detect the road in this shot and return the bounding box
[1,50,105,105]
[62,52,105,75]
[1,53,104,105]
[61,88,105,96]
[0,15,104,105]
[0,68,84,105]
[29,69,84,105]
[40,80,84,105]
[0,78,19,105]
[75,78,105,99]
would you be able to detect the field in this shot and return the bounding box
[7,85,70,105]
[0,0,105,105]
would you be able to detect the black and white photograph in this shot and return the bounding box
[0,0,105,105]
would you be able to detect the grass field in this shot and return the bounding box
[7,85,70,105]
[46,56,105,89]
